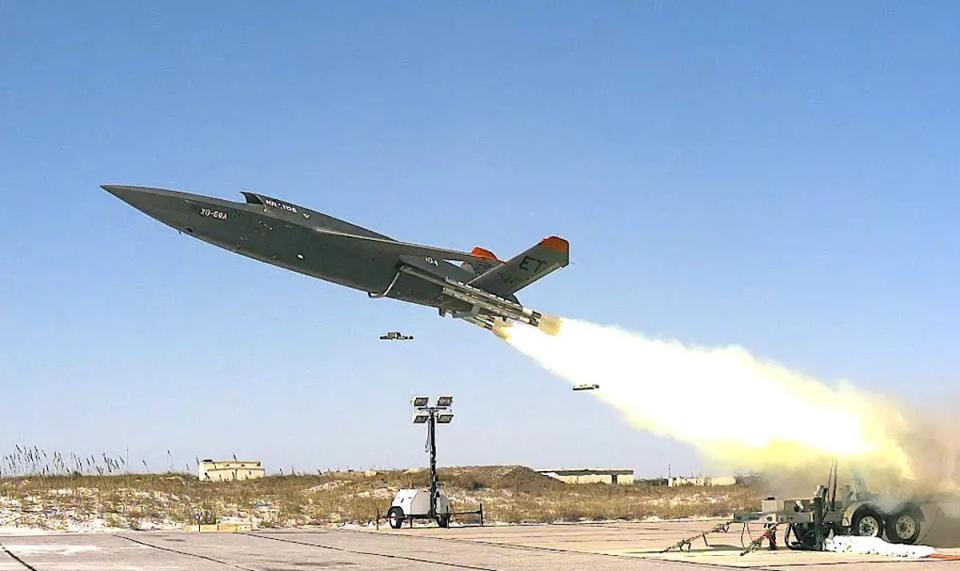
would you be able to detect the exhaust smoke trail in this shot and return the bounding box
[499,317,913,478]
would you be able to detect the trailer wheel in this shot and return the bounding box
[851,507,884,538]
[886,509,922,545]
[788,523,820,549]
[388,507,405,529]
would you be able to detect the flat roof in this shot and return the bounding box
[538,468,634,476]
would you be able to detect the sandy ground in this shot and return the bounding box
[0,519,958,570]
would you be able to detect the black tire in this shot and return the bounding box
[388,507,404,529]
[886,509,922,545]
[436,515,450,528]
[851,507,884,538]
[788,523,820,550]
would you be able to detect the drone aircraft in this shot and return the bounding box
[103,185,568,332]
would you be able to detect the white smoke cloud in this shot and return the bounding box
[499,317,912,478]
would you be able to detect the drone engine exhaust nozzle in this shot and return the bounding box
[536,314,562,336]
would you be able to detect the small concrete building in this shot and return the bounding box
[538,468,635,485]
[198,459,265,481]
[668,475,736,487]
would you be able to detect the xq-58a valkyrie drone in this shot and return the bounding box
[103,185,568,332]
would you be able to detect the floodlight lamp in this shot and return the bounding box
[412,396,429,408]
[436,395,453,408]
[412,413,430,424]
[436,413,454,424]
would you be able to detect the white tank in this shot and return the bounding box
[391,488,451,516]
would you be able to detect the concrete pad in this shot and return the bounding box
[1,520,957,570]
[1,533,210,570]
[374,518,960,569]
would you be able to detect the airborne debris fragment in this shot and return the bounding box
[379,331,413,341]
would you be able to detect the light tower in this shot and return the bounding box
[411,395,454,518]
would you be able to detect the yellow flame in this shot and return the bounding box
[500,317,912,478]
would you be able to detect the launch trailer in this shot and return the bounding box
[734,465,925,550]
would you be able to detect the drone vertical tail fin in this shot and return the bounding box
[469,236,569,296]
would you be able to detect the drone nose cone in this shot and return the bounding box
[102,184,181,213]
[102,184,188,228]
[102,184,152,208]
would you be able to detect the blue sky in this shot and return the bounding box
[1,1,956,476]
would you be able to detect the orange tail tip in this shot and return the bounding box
[541,236,569,252]
[471,246,500,261]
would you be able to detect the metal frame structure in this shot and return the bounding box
[731,462,926,551]
[411,395,454,518]
[375,396,484,529]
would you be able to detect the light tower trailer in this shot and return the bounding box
[382,395,483,529]
[387,405,452,528]
[735,465,926,549]
[387,488,455,529]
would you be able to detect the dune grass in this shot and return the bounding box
[0,463,762,530]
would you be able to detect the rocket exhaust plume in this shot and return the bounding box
[497,317,913,478]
